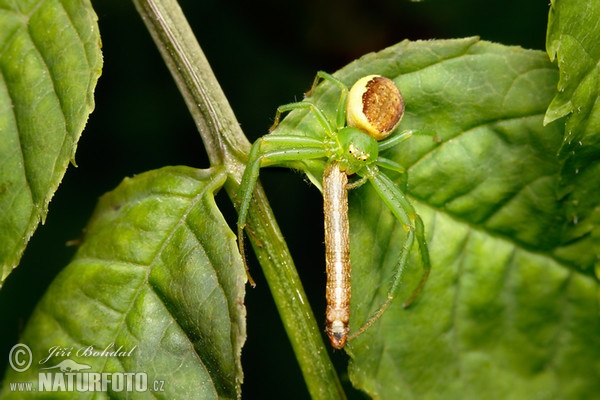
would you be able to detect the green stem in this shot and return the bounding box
[131,0,345,398]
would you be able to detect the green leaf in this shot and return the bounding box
[0,0,102,285]
[545,0,600,133]
[545,0,600,280]
[0,166,246,399]
[267,37,600,398]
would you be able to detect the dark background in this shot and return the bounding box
[1,0,549,398]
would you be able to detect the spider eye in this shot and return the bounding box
[347,143,369,161]
[346,75,404,141]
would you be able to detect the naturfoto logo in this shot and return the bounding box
[7,343,165,394]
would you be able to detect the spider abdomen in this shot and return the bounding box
[346,75,404,140]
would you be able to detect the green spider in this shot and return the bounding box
[237,71,431,349]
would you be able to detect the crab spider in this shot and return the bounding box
[237,71,431,349]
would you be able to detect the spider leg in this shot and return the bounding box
[270,101,335,134]
[376,157,406,174]
[347,165,431,341]
[377,129,414,151]
[346,175,368,190]
[370,168,431,307]
[376,156,408,190]
[306,72,349,130]
[237,134,326,286]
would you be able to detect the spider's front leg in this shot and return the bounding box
[239,99,336,243]
[236,134,326,285]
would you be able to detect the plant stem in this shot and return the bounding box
[131,0,346,398]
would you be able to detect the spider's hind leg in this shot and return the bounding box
[306,71,349,130]
[347,167,431,342]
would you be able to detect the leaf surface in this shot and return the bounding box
[0,0,102,284]
[1,166,246,399]
[268,38,600,398]
[545,0,600,278]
